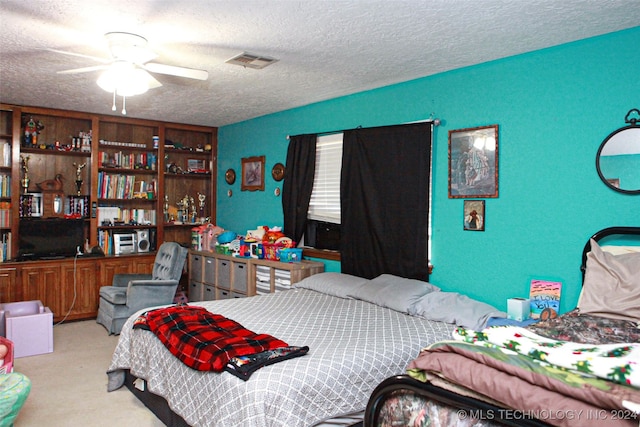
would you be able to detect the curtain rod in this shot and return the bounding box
[286,116,441,140]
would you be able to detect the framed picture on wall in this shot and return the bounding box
[448,125,499,198]
[463,199,485,231]
[241,155,265,191]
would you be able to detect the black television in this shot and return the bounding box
[18,218,85,260]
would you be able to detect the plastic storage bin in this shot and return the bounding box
[262,243,284,260]
[279,248,303,263]
[0,300,53,358]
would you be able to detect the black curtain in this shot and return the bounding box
[282,134,317,243]
[341,123,432,280]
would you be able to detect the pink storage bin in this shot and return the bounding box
[0,300,53,358]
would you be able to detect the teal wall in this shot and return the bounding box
[217,27,639,314]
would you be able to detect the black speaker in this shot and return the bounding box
[136,229,150,253]
[149,228,157,251]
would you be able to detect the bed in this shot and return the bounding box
[107,272,503,427]
[364,226,640,427]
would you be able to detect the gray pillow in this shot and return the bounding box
[347,274,440,313]
[294,272,369,298]
[578,239,640,322]
[408,291,505,330]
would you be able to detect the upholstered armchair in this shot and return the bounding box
[96,242,188,335]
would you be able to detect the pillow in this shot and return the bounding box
[408,292,506,330]
[578,239,640,322]
[347,274,440,313]
[294,272,369,299]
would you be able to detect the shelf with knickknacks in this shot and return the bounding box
[168,193,208,225]
[18,155,64,219]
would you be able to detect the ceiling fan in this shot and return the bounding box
[53,32,208,114]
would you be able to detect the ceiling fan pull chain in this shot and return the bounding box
[111,90,117,111]
[122,95,127,115]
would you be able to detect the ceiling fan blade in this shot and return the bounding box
[57,65,109,74]
[144,62,208,80]
[45,48,111,64]
[143,70,163,89]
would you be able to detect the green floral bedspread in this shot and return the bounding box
[452,325,639,389]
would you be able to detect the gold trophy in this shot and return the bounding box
[73,162,86,196]
[20,155,30,194]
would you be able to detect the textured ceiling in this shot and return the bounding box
[1,0,639,127]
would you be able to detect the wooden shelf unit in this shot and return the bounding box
[0,104,217,255]
[0,104,217,320]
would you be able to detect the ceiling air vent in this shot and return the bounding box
[225,52,278,69]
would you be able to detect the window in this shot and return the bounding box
[303,127,433,263]
[308,133,343,223]
[305,133,342,251]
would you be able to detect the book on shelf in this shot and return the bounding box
[0,175,10,197]
[0,141,10,167]
[98,172,139,199]
[529,279,562,319]
[0,204,10,228]
[99,229,113,255]
[99,151,156,170]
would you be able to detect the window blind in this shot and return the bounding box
[308,133,342,223]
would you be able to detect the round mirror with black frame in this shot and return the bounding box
[596,108,640,194]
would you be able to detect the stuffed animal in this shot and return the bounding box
[262,226,286,243]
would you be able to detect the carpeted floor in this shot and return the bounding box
[13,319,164,426]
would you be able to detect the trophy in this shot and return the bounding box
[181,194,190,223]
[176,197,185,224]
[189,196,196,223]
[73,162,86,196]
[163,195,170,223]
[197,192,206,222]
[20,155,30,194]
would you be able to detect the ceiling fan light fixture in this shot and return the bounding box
[97,61,149,96]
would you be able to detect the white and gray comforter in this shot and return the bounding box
[107,288,454,427]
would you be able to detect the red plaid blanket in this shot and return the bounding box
[135,305,289,371]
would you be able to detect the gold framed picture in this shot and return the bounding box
[241,155,265,191]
